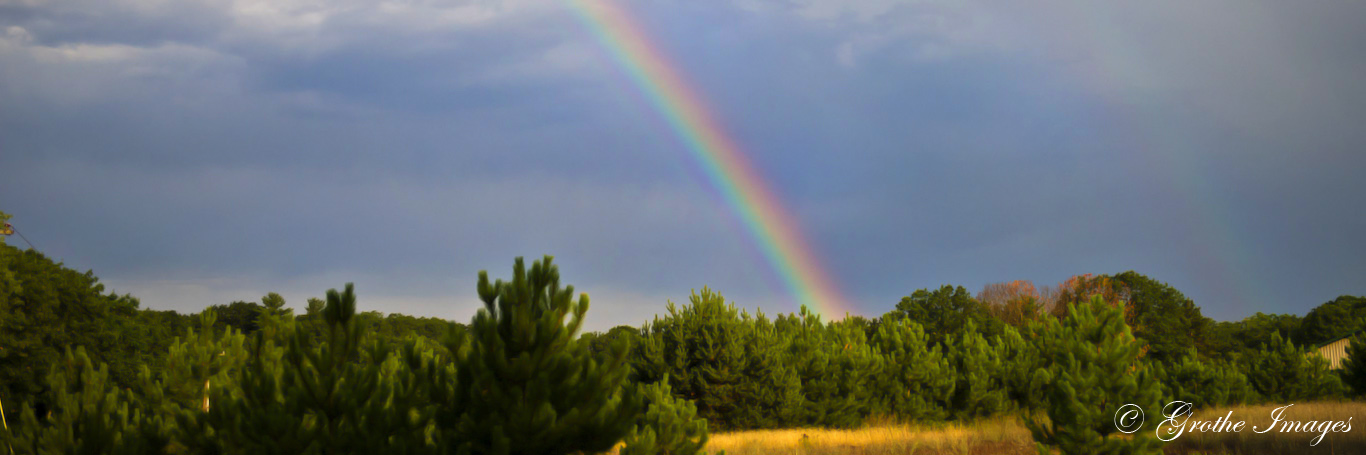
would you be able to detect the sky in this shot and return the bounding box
[2,0,1363,330]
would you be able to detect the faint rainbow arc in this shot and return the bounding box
[567,0,850,318]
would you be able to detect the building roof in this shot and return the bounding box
[1317,329,1364,349]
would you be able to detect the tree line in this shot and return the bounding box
[3,227,1366,453]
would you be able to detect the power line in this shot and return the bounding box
[4,223,37,251]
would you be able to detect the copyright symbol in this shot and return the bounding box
[1115,404,1144,433]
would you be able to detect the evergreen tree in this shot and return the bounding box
[1341,328,1366,397]
[892,285,1001,346]
[1300,296,1366,345]
[0,244,150,418]
[619,377,710,455]
[731,311,803,429]
[1151,350,1253,408]
[0,347,162,455]
[437,256,639,454]
[1026,296,1163,455]
[946,321,1008,420]
[997,324,1046,412]
[178,283,433,454]
[869,316,953,422]
[1243,331,1345,402]
[1108,272,1212,363]
[632,288,800,430]
[823,315,881,425]
[776,307,879,428]
[139,310,249,428]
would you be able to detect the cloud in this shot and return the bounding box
[1,0,1364,325]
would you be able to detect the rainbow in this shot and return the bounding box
[567,0,850,318]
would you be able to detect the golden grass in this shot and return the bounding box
[1163,401,1366,455]
[702,416,1034,455]
[671,402,1366,455]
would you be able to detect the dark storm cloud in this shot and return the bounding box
[1,0,1363,328]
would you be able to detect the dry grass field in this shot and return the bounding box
[678,402,1366,455]
[702,416,1033,455]
[1162,401,1366,455]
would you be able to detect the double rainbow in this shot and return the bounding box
[568,0,851,318]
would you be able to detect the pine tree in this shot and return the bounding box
[777,307,879,428]
[633,288,800,430]
[1026,296,1163,455]
[437,256,639,455]
[733,310,803,429]
[869,316,953,422]
[1243,331,1345,402]
[619,376,710,455]
[822,315,881,426]
[179,283,433,454]
[0,347,162,454]
[1151,350,1252,408]
[997,324,1046,412]
[1342,329,1366,397]
[946,321,1008,420]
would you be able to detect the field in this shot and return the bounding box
[690,402,1366,455]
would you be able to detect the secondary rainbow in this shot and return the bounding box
[567,0,850,318]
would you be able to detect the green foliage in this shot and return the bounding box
[633,288,801,430]
[1108,272,1212,364]
[6,243,1360,454]
[776,307,880,428]
[997,324,1046,412]
[1025,296,1163,455]
[1206,312,1305,362]
[1151,350,1253,408]
[892,285,1001,346]
[1300,296,1366,346]
[138,310,249,429]
[869,316,953,422]
[179,283,433,454]
[1207,311,1300,360]
[620,377,711,455]
[438,256,639,454]
[583,325,643,358]
[0,245,160,419]
[207,300,265,334]
[0,347,163,455]
[946,321,1008,420]
[1340,328,1366,397]
[1243,331,1345,402]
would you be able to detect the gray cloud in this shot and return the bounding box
[1,0,1363,325]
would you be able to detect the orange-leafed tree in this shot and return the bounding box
[977,280,1045,327]
[1050,274,1135,325]
[1050,272,1212,364]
